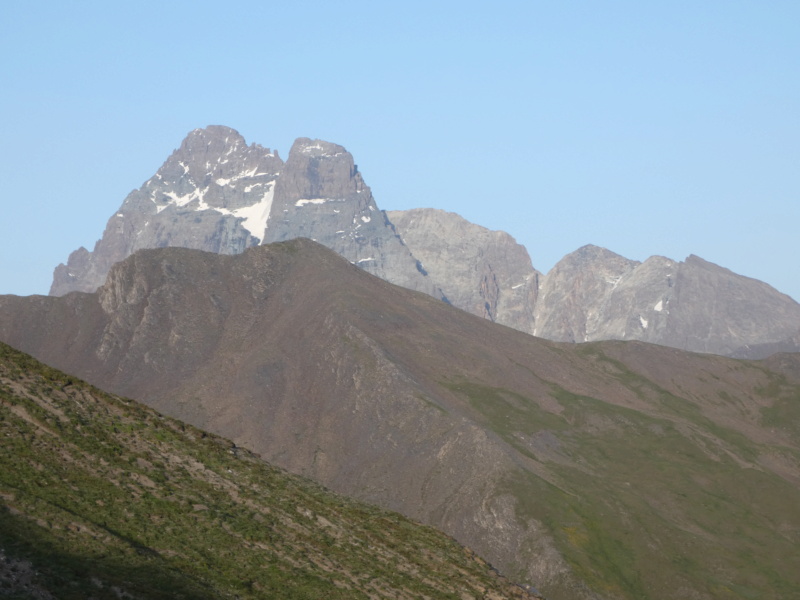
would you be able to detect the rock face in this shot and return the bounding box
[534,245,800,355]
[51,126,283,295]
[51,127,440,300]
[387,208,540,334]
[6,240,800,600]
[264,138,441,298]
[50,125,800,357]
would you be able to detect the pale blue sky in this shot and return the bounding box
[2,1,798,301]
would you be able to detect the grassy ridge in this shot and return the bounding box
[444,355,800,600]
[0,342,536,600]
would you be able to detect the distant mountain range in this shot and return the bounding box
[5,239,800,599]
[49,126,800,358]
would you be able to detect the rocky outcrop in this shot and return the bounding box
[51,126,283,295]
[535,245,800,355]
[387,208,540,334]
[265,139,442,298]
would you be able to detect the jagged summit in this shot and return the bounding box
[49,126,800,357]
[50,126,440,300]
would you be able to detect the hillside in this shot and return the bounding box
[3,239,800,599]
[0,341,537,600]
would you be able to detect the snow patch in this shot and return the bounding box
[209,181,276,243]
[295,198,328,207]
[356,257,375,263]
[361,216,371,223]
[300,143,345,158]
[639,316,648,329]
[230,188,275,242]
[152,179,276,242]
[301,143,326,153]
[511,283,524,290]
[215,178,231,186]
[163,188,206,208]
[654,300,663,312]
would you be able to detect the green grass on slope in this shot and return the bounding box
[0,342,533,600]
[444,375,800,600]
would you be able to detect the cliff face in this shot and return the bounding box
[386,208,540,334]
[51,126,283,296]
[534,245,800,355]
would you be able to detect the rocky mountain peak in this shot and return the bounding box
[567,244,639,267]
[50,127,284,296]
[51,127,441,301]
[275,137,365,203]
[180,125,247,154]
[48,126,800,358]
[149,125,283,212]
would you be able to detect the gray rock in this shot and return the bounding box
[535,245,800,355]
[386,208,540,334]
[51,126,282,295]
[265,139,442,298]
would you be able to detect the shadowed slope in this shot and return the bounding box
[3,239,800,599]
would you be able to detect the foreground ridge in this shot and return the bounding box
[0,341,540,600]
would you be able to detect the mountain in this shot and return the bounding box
[49,125,800,357]
[7,239,800,599]
[386,208,540,335]
[534,245,800,355]
[51,126,441,300]
[0,340,538,600]
[50,126,283,296]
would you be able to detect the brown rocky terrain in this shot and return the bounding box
[5,240,800,599]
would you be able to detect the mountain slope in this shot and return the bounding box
[386,208,540,334]
[535,245,800,354]
[6,240,800,599]
[0,341,537,600]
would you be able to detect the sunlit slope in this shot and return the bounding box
[0,341,536,600]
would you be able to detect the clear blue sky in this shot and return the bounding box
[2,1,798,301]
